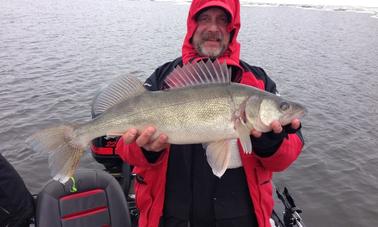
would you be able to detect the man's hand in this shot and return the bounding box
[122,127,169,152]
[251,118,301,138]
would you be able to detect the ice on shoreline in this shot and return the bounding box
[152,0,378,18]
[240,1,378,16]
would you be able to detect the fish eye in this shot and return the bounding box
[279,102,290,111]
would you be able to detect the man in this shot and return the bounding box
[115,0,303,226]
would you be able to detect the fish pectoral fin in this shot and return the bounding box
[235,120,252,154]
[205,140,231,178]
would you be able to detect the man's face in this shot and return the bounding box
[192,7,231,58]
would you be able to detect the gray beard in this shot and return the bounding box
[197,43,226,58]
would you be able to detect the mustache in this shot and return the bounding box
[202,32,222,41]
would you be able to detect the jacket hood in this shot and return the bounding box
[182,0,241,67]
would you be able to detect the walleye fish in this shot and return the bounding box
[27,60,305,183]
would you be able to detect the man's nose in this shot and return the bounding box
[207,20,220,31]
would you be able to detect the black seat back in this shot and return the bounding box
[36,169,131,227]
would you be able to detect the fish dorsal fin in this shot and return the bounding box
[92,75,145,116]
[164,59,231,89]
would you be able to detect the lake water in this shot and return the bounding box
[1,0,377,226]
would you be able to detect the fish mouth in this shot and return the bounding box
[295,107,307,118]
[280,109,306,127]
[286,103,306,120]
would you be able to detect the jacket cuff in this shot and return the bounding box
[141,148,165,163]
[251,124,302,157]
[251,131,285,157]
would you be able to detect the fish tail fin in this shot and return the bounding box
[26,125,85,184]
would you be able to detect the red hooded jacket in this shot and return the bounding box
[116,0,303,226]
[182,0,241,67]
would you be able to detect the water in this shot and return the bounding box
[1,0,377,226]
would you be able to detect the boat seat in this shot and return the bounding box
[35,169,131,227]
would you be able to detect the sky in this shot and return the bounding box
[243,0,378,8]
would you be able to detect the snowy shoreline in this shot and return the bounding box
[154,0,378,18]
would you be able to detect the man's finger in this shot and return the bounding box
[271,120,283,134]
[123,128,138,144]
[136,127,156,147]
[147,134,169,152]
[251,129,262,138]
[291,119,301,130]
